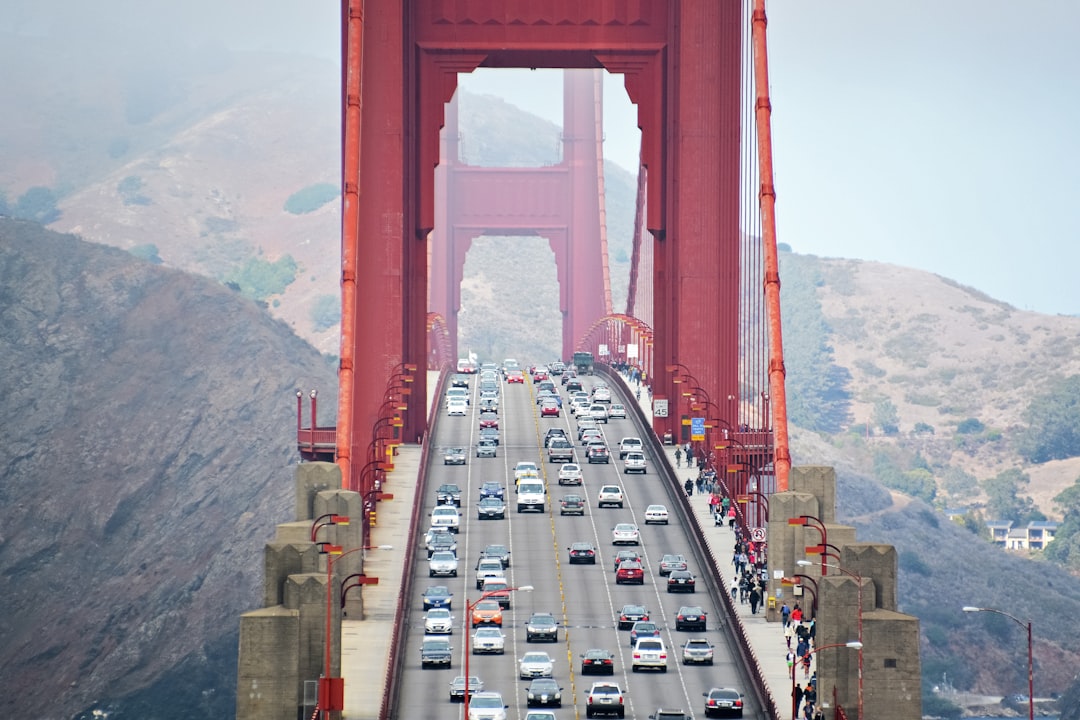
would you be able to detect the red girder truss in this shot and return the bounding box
[333,0,789,500]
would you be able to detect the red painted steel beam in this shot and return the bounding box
[752,0,791,490]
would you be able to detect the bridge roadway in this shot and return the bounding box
[343,369,794,720]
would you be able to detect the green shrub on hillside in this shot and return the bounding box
[129,244,163,264]
[223,255,298,301]
[14,186,61,224]
[311,294,341,332]
[1017,375,1080,463]
[284,183,338,215]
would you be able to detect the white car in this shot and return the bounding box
[631,638,668,672]
[519,651,555,678]
[445,387,470,405]
[428,550,459,577]
[431,504,461,533]
[425,607,455,634]
[589,404,609,423]
[623,452,647,474]
[514,461,540,482]
[597,485,624,508]
[608,403,627,419]
[571,398,591,416]
[644,504,669,524]
[447,399,468,417]
[468,691,508,720]
[593,386,612,403]
[472,626,507,654]
[618,437,643,458]
[612,523,640,545]
[475,557,506,590]
[558,463,583,486]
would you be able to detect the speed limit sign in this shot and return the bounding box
[750,527,767,542]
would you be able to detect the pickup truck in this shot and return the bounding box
[421,638,453,669]
[547,438,575,463]
[618,437,643,459]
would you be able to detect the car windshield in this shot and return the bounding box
[522,653,549,663]
[433,507,456,516]
[428,609,450,618]
[633,622,656,632]
[476,600,500,611]
[472,696,503,708]
[426,587,449,597]
[592,685,619,694]
[431,552,455,561]
[475,628,501,637]
[615,524,635,531]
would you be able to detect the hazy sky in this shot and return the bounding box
[8,1,1078,316]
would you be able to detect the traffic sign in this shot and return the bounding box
[750,527,767,542]
[653,398,669,418]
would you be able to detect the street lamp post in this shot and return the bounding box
[963,606,1034,720]
[799,559,863,720]
[787,515,828,574]
[464,586,533,719]
[791,641,862,720]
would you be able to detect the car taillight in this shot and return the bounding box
[734,700,743,708]
[677,615,685,621]
[633,652,641,659]
[708,700,717,707]
[659,653,667,659]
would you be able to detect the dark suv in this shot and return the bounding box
[437,483,462,506]
[526,612,560,642]
[544,427,568,448]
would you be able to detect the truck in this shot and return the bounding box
[573,351,594,376]
[547,438,575,464]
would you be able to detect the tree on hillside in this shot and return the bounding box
[15,186,61,224]
[1017,375,1080,463]
[1045,478,1080,568]
[873,398,900,435]
[981,468,1037,524]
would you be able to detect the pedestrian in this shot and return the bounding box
[730,582,738,602]
[796,638,809,675]
[781,602,791,627]
[684,478,693,497]
[749,584,762,614]
[686,443,695,468]
[801,649,813,679]
[791,604,803,625]
[803,684,817,715]
[784,619,796,649]
[674,446,683,468]
[807,617,817,645]
[727,505,737,529]
[793,682,804,719]
[721,495,731,514]
[709,493,721,517]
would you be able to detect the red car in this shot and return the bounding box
[615,561,644,585]
[479,412,499,429]
[541,400,560,417]
[533,370,549,381]
[507,371,525,384]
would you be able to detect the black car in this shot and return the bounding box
[420,637,453,669]
[428,532,457,557]
[480,481,505,500]
[481,544,511,568]
[437,483,462,506]
[617,604,648,630]
[703,688,744,718]
[526,612,560,642]
[478,426,500,446]
[667,570,697,593]
[568,542,597,564]
[544,427,568,448]
[526,678,563,707]
[581,648,616,675]
[477,496,506,520]
[586,443,610,464]
[675,606,707,632]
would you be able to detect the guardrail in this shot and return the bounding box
[596,364,780,720]
[379,369,448,720]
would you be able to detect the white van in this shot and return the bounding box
[516,481,546,514]
[431,504,461,533]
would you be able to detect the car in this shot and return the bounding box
[551,361,566,375]
[658,554,688,576]
[446,387,470,405]
[472,626,506,654]
[581,648,616,675]
[527,711,557,720]
[682,638,715,665]
[618,437,643,458]
[568,541,597,564]
[437,483,463,507]
[518,651,555,679]
[586,682,625,718]
[447,400,468,416]
[536,389,556,405]
[623,452,647,474]
[481,578,513,609]
[571,398,591,416]
[477,496,507,519]
[615,561,644,585]
[703,688,744,718]
[449,675,484,702]
[431,504,461,532]
[526,613,560,642]
[514,461,540,481]
[425,526,456,556]
[443,447,467,465]
[589,404,610,423]
[451,373,471,388]
[481,544,511,567]
[526,678,563,707]
[478,396,499,412]
[422,585,453,610]
[457,359,477,374]
[558,463,583,485]
[516,480,546,513]
[631,638,668,672]
[471,599,503,627]
[506,370,525,384]
[675,606,708,631]
[429,550,459,577]
[608,403,627,419]
[629,621,661,646]
[541,399,560,417]
[547,438,575,463]
[544,427,569,447]
[649,710,688,720]
[580,428,604,445]
[425,607,455,634]
[480,481,505,500]
[560,494,586,516]
[612,523,640,545]
[566,379,584,393]
[476,438,498,457]
[643,505,668,525]
[474,558,506,590]
[613,549,641,571]
[598,485,624,508]
[468,691,509,720]
[532,369,549,381]
[593,386,612,403]
[479,426,501,445]
[667,570,697,593]
[421,637,453,669]
[479,411,499,429]
[587,444,611,464]
[617,604,649,630]
[577,418,599,436]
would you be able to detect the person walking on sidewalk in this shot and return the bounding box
[781,602,791,627]
[708,492,720,518]
[727,505,737,529]
[674,446,683,468]
[784,619,796,649]
[684,477,693,497]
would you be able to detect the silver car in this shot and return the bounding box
[682,638,715,665]
[518,651,555,678]
[472,627,506,654]
[428,550,459,578]
[425,607,455,634]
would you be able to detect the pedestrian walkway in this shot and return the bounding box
[614,369,808,720]
[340,371,440,719]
